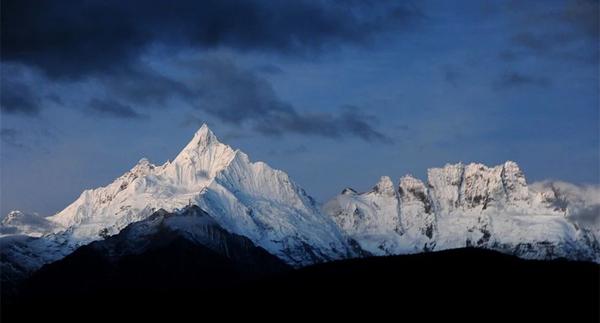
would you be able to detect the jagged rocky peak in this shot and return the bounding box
[462,161,529,208]
[427,161,532,212]
[398,175,431,205]
[501,161,529,202]
[370,176,396,197]
[127,158,156,178]
[326,161,600,262]
[428,162,465,187]
[460,163,506,209]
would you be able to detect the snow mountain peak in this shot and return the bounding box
[1,124,354,279]
[165,125,238,188]
[192,123,219,146]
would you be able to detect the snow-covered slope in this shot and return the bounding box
[325,162,600,262]
[0,211,58,237]
[1,125,354,281]
[324,176,406,255]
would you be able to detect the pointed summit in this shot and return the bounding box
[176,124,227,159]
[190,123,219,147]
[371,176,396,197]
[166,124,237,186]
[195,123,215,138]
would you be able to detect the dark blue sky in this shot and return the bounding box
[1,0,598,216]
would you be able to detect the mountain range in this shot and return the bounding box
[326,162,599,260]
[1,124,599,291]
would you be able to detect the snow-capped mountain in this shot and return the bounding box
[1,125,354,282]
[325,161,600,261]
[2,125,599,286]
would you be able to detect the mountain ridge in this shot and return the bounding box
[325,161,600,261]
[1,124,599,287]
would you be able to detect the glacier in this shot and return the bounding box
[325,161,600,261]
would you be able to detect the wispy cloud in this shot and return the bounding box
[531,181,600,229]
[494,71,551,90]
[88,98,147,119]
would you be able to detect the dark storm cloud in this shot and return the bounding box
[494,72,551,90]
[253,105,390,142]
[99,66,193,106]
[1,0,405,139]
[0,78,41,116]
[185,58,391,142]
[88,99,146,119]
[1,53,390,140]
[1,0,419,79]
